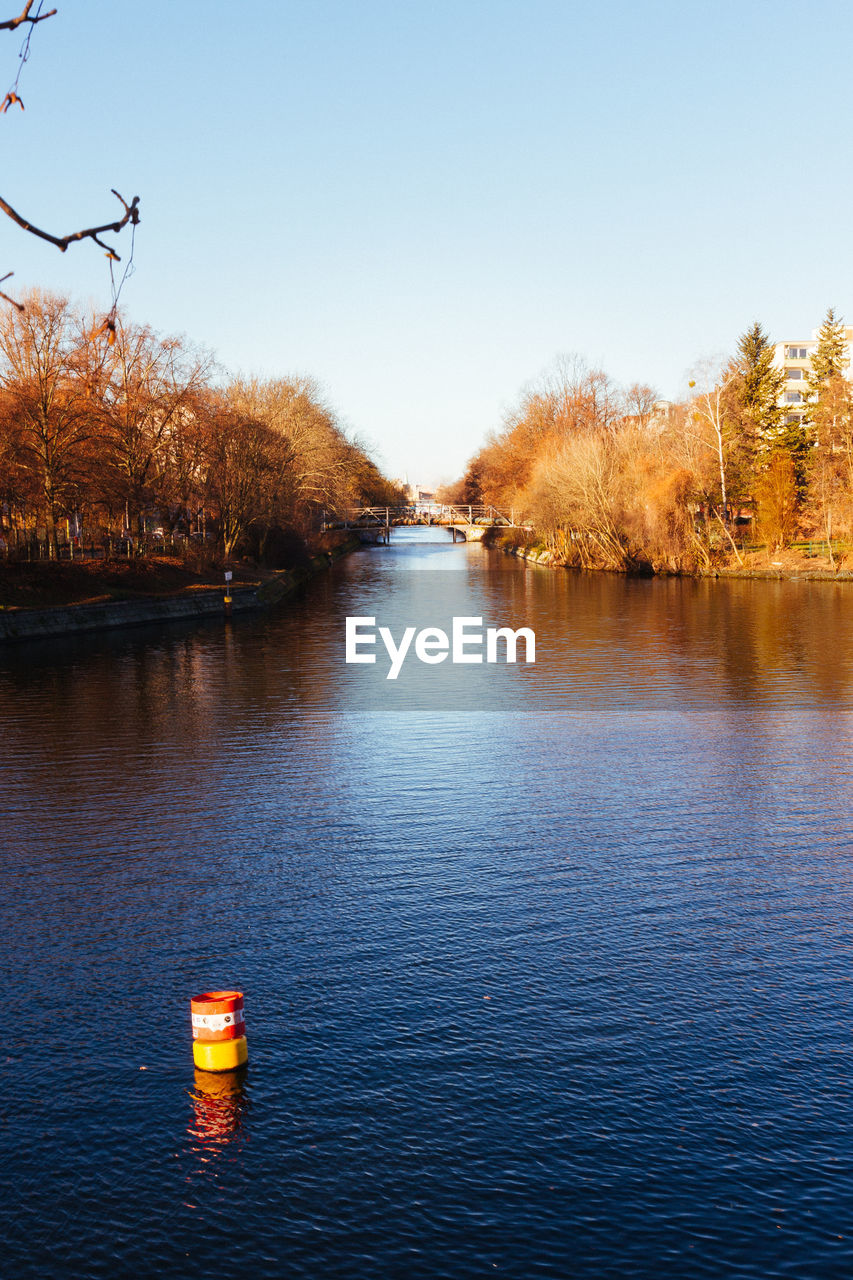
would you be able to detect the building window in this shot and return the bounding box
[786,413,802,424]
[784,391,803,403]
[786,368,803,379]
[786,346,808,359]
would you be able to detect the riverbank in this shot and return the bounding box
[489,530,853,581]
[0,533,360,643]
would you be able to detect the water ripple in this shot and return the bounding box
[2,535,853,1276]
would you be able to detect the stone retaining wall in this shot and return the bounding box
[0,586,259,643]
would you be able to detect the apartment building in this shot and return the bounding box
[772,326,853,429]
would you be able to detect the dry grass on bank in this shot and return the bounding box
[734,544,853,575]
[0,529,357,610]
[0,556,264,609]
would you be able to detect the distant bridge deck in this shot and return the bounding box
[323,503,526,532]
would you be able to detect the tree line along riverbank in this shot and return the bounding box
[0,288,405,622]
[442,314,853,576]
[0,290,404,569]
[487,527,853,581]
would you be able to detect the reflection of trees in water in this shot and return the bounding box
[509,572,853,709]
[2,567,853,819]
[659,578,853,706]
[188,1068,249,1157]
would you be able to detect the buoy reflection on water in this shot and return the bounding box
[188,1067,249,1152]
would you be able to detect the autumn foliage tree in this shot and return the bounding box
[0,291,399,561]
[449,316,853,572]
[89,319,211,546]
[0,290,91,556]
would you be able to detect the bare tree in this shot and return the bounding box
[527,433,631,569]
[87,317,210,545]
[624,382,659,429]
[687,358,738,528]
[0,381,35,546]
[201,400,287,557]
[537,353,625,439]
[755,454,798,553]
[0,289,90,555]
[806,373,853,562]
[227,376,377,525]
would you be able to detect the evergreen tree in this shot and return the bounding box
[773,417,811,499]
[803,308,853,528]
[807,306,848,395]
[734,320,784,447]
[724,322,785,510]
[796,309,849,499]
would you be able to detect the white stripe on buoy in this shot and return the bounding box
[191,1010,246,1033]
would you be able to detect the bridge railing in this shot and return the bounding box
[322,504,527,529]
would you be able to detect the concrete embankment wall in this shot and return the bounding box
[481,529,560,566]
[0,586,259,643]
[0,537,361,644]
[500,542,560,566]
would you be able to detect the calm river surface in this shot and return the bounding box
[3,529,853,1278]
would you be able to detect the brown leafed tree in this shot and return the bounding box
[200,398,290,557]
[462,355,627,513]
[755,453,798,552]
[0,380,35,544]
[805,373,853,561]
[227,376,385,527]
[624,382,659,429]
[0,289,91,555]
[85,317,211,545]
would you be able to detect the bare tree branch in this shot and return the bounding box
[0,7,140,313]
[0,188,140,258]
[0,3,56,31]
[0,270,24,310]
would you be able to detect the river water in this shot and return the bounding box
[3,529,853,1278]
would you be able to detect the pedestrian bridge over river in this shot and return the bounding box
[322,503,527,542]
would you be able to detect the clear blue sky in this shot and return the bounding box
[3,1,852,484]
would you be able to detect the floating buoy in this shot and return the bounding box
[190,990,248,1071]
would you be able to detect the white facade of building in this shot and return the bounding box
[772,326,853,428]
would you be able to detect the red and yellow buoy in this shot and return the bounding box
[190,990,248,1071]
